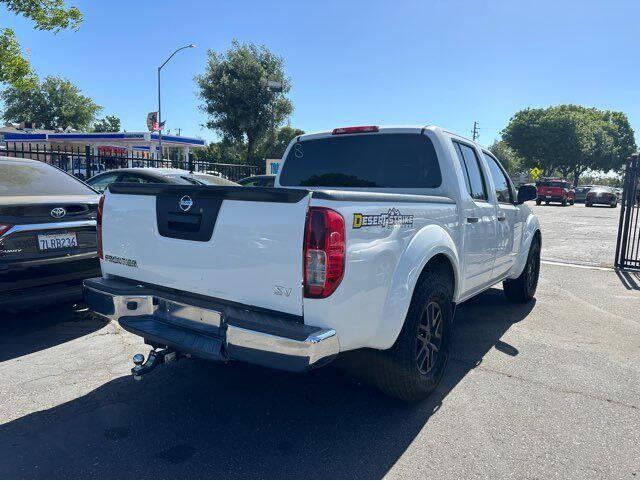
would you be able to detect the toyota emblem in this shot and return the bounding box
[179,195,193,212]
[50,207,66,219]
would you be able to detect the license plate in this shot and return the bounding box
[37,232,78,251]
[546,195,551,199]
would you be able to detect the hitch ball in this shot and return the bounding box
[132,353,145,381]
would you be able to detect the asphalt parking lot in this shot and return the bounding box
[531,201,620,267]
[1,206,639,479]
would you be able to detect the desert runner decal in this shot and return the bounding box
[104,254,138,268]
[353,208,414,229]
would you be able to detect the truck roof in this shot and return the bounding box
[296,125,482,148]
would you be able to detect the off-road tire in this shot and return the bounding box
[503,236,541,303]
[371,266,453,403]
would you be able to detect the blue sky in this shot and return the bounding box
[3,0,639,146]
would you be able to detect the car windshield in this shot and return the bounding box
[279,133,442,188]
[162,174,203,185]
[0,160,96,196]
[177,176,205,185]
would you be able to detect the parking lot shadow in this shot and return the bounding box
[0,288,534,479]
[0,304,108,363]
[615,269,640,291]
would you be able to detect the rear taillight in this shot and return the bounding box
[96,195,105,259]
[0,224,12,236]
[303,207,345,298]
[332,125,379,135]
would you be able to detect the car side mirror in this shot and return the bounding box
[516,184,537,204]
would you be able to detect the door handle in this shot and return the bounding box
[497,215,506,221]
[466,217,479,224]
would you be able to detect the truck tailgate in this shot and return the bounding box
[101,184,311,316]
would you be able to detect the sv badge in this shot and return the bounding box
[274,285,292,297]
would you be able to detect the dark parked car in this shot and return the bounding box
[0,157,101,310]
[574,185,594,203]
[86,168,238,193]
[585,186,618,207]
[237,174,275,187]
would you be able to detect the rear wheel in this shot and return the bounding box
[561,198,567,206]
[545,201,550,205]
[585,202,592,207]
[371,265,453,402]
[503,236,540,303]
[535,199,541,206]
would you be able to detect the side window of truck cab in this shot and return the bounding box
[482,151,515,203]
[452,141,488,201]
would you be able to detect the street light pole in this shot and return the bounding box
[157,43,195,164]
[265,79,283,153]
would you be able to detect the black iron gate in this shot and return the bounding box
[615,154,640,269]
[2,143,260,182]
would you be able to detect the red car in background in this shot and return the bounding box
[535,178,575,206]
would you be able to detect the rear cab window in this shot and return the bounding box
[278,133,442,188]
[0,160,96,196]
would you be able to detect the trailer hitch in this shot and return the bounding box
[131,348,178,381]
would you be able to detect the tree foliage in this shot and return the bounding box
[92,115,121,132]
[190,138,246,165]
[191,126,304,166]
[0,0,82,86]
[195,40,293,165]
[502,105,636,185]
[0,29,35,89]
[259,125,305,159]
[487,140,522,176]
[1,75,101,130]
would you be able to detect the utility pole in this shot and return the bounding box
[471,121,479,141]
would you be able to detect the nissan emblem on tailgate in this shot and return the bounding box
[179,195,193,212]
[50,207,66,219]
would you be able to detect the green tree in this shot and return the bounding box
[0,0,82,87]
[92,115,121,132]
[502,105,636,186]
[195,40,293,165]
[1,75,101,130]
[488,140,522,176]
[259,126,305,159]
[190,138,247,165]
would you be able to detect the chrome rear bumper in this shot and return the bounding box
[83,277,339,372]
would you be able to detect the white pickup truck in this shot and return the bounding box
[84,125,540,401]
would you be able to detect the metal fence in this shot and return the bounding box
[615,154,640,269]
[1,143,260,182]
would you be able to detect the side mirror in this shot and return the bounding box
[516,184,537,204]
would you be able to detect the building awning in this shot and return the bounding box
[1,131,205,148]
